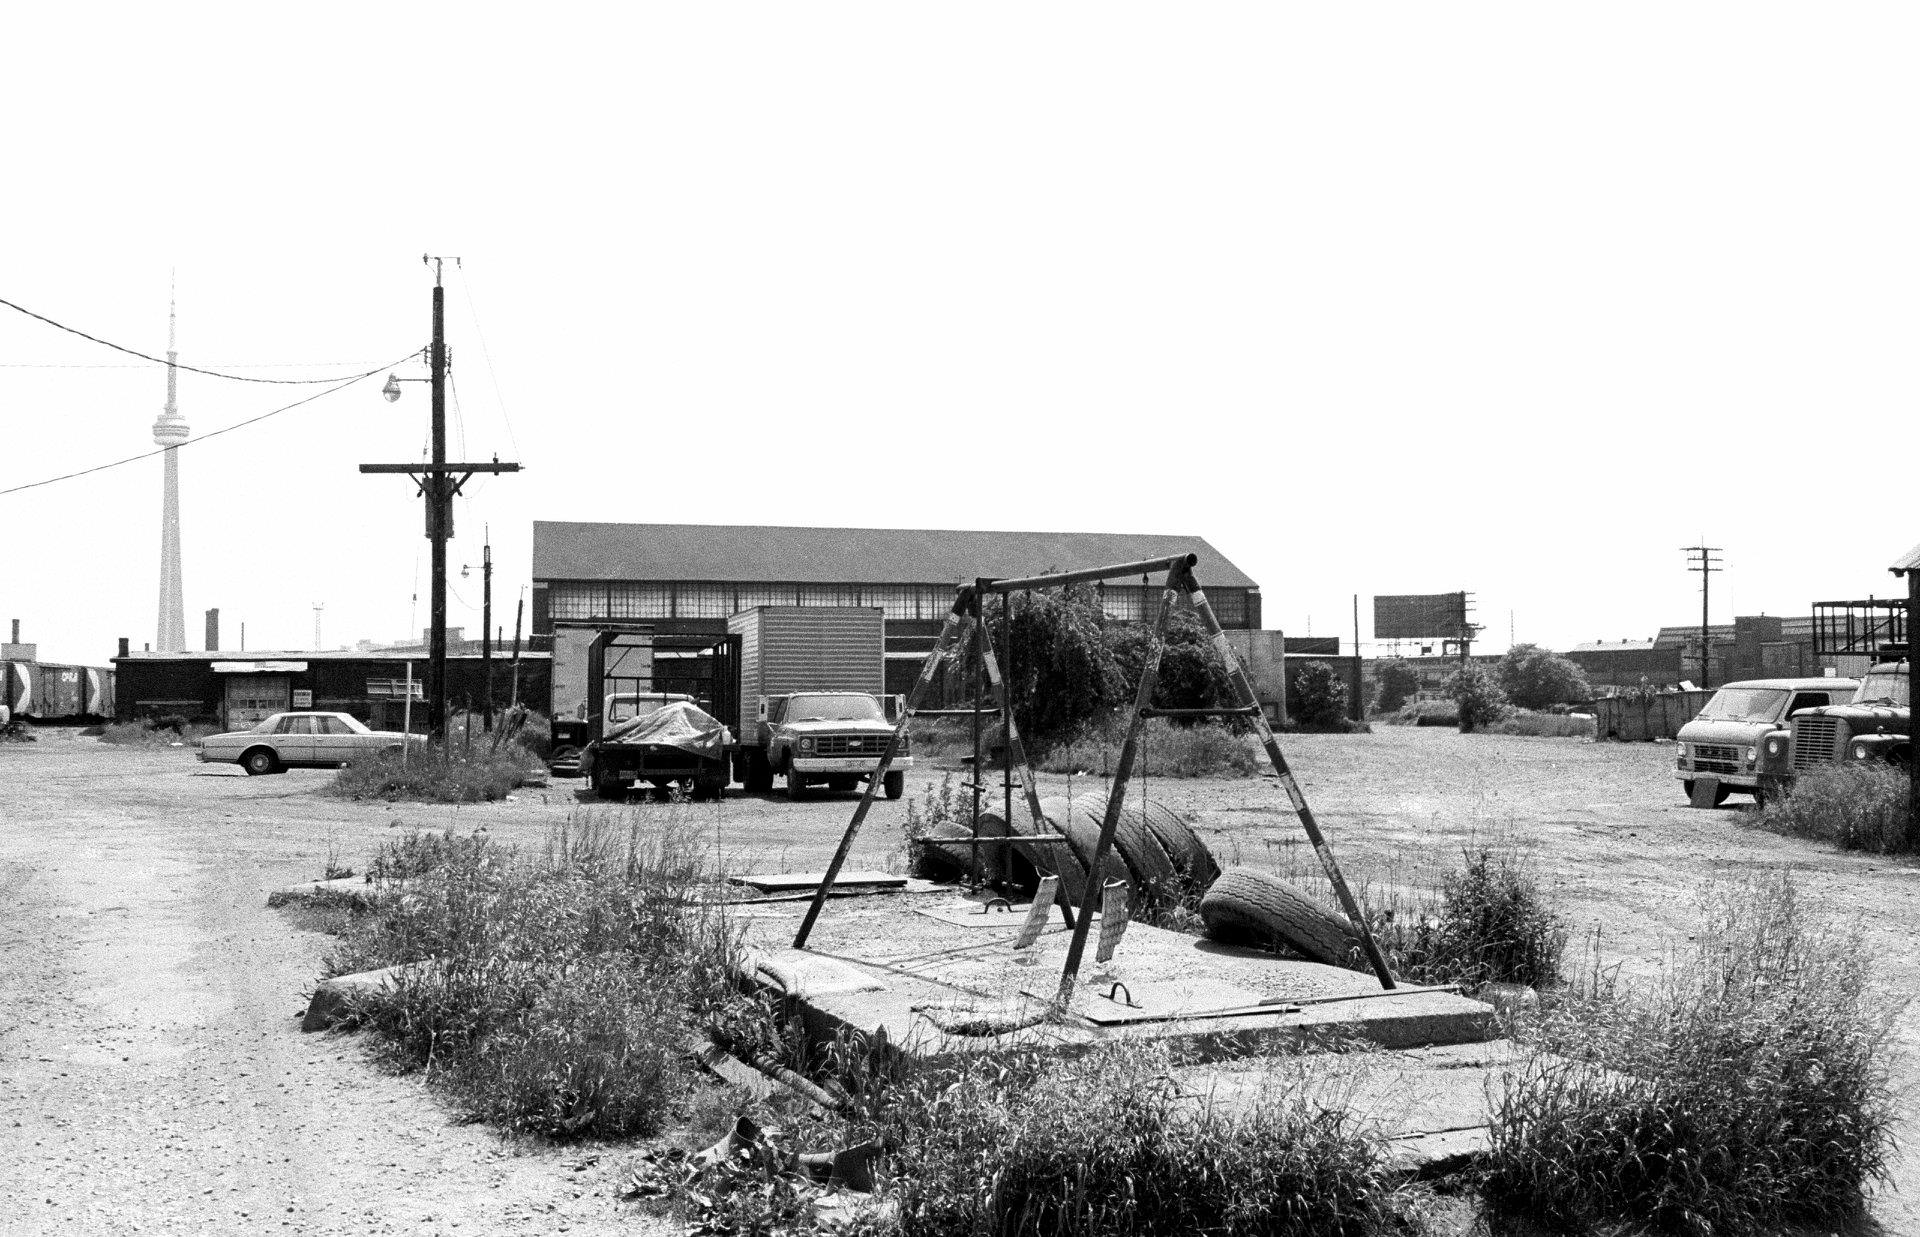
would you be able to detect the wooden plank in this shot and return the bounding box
[731,870,905,893]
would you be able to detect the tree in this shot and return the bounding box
[989,584,1124,754]
[1290,661,1349,731]
[1106,603,1234,716]
[1497,644,1592,710]
[1447,663,1512,733]
[1373,658,1419,714]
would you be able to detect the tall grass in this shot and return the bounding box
[1490,711,1595,739]
[1758,763,1915,853]
[1037,717,1264,778]
[327,812,741,1139]
[1375,849,1567,989]
[326,744,544,802]
[99,719,219,746]
[860,1041,1398,1237]
[1481,875,1899,1234]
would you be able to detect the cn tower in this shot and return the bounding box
[152,289,188,653]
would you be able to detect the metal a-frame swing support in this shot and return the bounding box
[790,554,1396,1003]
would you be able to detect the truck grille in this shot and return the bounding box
[1792,716,1843,771]
[815,735,890,757]
[1691,744,1741,775]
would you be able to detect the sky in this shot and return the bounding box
[3,5,1916,666]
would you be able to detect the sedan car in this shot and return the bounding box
[197,711,423,775]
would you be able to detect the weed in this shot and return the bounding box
[1037,717,1264,778]
[329,812,742,1140]
[97,719,219,747]
[1375,848,1567,989]
[865,1041,1398,1237]
[1758,763,1915,853]
[1482,875,1899,1234]
[326,745,543,803]
[1388,700,1458,727]
[1490,710,1596,739]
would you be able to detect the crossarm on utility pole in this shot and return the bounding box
[792,589,975,951]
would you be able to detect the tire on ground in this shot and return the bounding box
[1037,797,1130,914]
[914,822,976,882]
[1051,791,1182,909]
[1199,867,1367,971]
[1008,804,1086,908]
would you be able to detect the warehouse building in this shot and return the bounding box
[529,521,1296,711]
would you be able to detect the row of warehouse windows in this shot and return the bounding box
[546,582,1249,627]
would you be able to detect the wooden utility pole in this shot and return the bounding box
[1683,545,1722,689]
[361,257,520,744]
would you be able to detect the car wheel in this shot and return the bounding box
[787,769,808,800]
[883,770,905,800]
[242,747,279,777]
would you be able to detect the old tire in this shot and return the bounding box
[1199,868,1366,971]
[1140,799,1220,891]
[883,770,905,800]
[1006,808,1074,903]
[1037,797,1130,913]
[916,822,979,882]
[241,747,279,777]
[1053,792,1182,909]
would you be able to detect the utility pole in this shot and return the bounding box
[509,588,525,709]
[312,602,325,650]
[1683,545,1723,689]
[475,534,493,731]
[361,256,520,744]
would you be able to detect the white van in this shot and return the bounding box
[1674,677,1857,805]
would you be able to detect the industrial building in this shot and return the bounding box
[1568,615,1830,691]
[529,522,1313,716]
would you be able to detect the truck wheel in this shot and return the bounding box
[1681,780,1731,807]
[883,770,905,800]
[787,770,808,800]
[742,752,773,794]
[593,769,624,801]
[241,747,279,777]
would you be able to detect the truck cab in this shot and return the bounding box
[1674,677,1856,805]
[742,691,909,800]
[1755,659,1907,792]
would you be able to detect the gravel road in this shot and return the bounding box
[2,724,1913,1233]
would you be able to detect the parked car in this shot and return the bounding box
[1673,677,1857,805]
[197,711,423,775]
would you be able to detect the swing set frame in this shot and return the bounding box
[790,553,1395,1004]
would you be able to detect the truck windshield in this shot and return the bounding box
[1698,688,1787,722]
[1854,668,1910,707]
[787,694,884,722]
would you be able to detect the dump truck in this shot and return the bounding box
[727,607,908,798]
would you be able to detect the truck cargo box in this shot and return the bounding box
[728,607,884,746]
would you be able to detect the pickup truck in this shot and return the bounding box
[737,691,909,800]
[1754,659,1908,795]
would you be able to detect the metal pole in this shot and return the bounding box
[1909,569,1919,847]
[428,271,449,744]
[984,554,1196,594]
[976,604,1074,929]
[480,538,493,732]
[509,591,524,709]
[793,591,975,950]
[1056,588,1177,1002]
[1178,565,1396,989]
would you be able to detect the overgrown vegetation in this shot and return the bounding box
[1758,763,1915,853]
[1389,699,1458,727]
[1490,710,1595,739]
[1289,661,1350,731]
[327,815,741,1139]
[1446,663,1512,733]
[1371,658,1419,714]
[326,744,544,802]
[1035,716,1264,778]
[1482,875,1898,1235]
[856,1042,1400,1237]
[1376,849,1567,989]
[1496,644,1592,710]
[98,717,219,746]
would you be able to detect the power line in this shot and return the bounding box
[0,352,419,499]
[456,268,522,459]
[0,294,412,385]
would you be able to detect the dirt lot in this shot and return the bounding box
[2,725,1915,1234]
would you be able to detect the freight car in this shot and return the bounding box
[1,658,115,723]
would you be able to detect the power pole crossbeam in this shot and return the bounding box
[1682,546,1724,689]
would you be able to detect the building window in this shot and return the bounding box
[674,584,733,619]
[607,582,670,618]
[1209,588,1248,628]
[1100,585,1150,622]
[735,586,796,611]
[797,584,861,608]
[547,582,605,621]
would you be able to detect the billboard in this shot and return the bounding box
[1373,593,1469,639]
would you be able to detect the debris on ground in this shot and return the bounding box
[621,1115,894,1234]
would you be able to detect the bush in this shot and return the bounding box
[1375,848,1566,989]
[1758,763,1915,853]
[98,719,219,747]
[990,584,1126,756]
[326,745,543,802]
[869,1042,1396,1237]
[328,813,740,1140]
[1371,658,1419,714]
[1490,710,1596,739]
[1481,875,1898,1234]
[1445,663,1512,733]
[1496,644,1592,711]
[1290,662,1349,731]
[1036,717,1264,778]
[1389,699,1458,727]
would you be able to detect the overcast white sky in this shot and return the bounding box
[3,5,1915,666]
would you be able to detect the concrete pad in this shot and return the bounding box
[735,894,1497,1060]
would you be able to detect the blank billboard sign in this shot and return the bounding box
[1374,593,1468,639]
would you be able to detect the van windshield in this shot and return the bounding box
[1698,688,1787,722]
